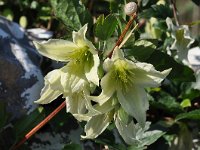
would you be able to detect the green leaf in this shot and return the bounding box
[146,50,195,82]
[125,40,156,61]
[14,107,45,139]
[191,0,200,6]
[142,0,150,7]
[50,0,92,30]
[63,143,82,150]
[95,14,118,41]
[151,91,183,114]
[175,109,200,121]
[180,99,191,108]
[125,40,195,82]
[139,4,173,19]
[140,130,164,146]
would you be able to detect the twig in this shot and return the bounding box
[108,13,137,58]
[12,101,66,150]
[170,0,179,26]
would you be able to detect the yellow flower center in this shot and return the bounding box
[114,59,134,90]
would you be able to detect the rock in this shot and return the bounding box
[0,16,44,119]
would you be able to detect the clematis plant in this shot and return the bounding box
[79,47,171,144]
[33,24,100,119]
[33,3,172,146]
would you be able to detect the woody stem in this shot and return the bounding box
[108,13,137,58]
[12,101,66,150]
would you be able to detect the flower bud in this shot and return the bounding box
[124,2,137,16]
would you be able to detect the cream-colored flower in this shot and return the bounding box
[34,25,100,118]
[33,24,99,86]
[91,47,171,127]
[166,18,194,65]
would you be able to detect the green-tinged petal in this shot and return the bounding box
[66,94,86,115]
[133,62,172,87]
[73,24,96,53]
[117,87,148,127]
[84,89,102,116]
[35,84,62,104]
[111,47,125,61]
[45,69,64,91]
[61,64,86,93]
[73,24,87,46]
[81,112,113,139]
[115,113,139,145]
[66,93,91,122]
[90,71,116,105]
[85,54,100,86]
[33,39,79,61]
[35,69,63,104]
[103,58,113,72]
[93,97,118,114]
[66,89,102,122]
[117,107,131,125]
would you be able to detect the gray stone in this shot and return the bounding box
[0,16,44,119]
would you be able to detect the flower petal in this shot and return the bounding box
[117,87,149,127]
[133,62,171,87]
[35,69,63,104]
[93,97,118,114]
[35,84,62,104]
[85,54,100,86]
[81,113,113,139]
[115,113,139,145]
[61,62,87,93]
[66,93,92,122]
[33,39,78,61]
[111,47,125,61]
[73,24,96,53]
[90,71,116,105]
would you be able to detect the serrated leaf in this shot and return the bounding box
[95,14,118,40]
[125,40,195,82]
[50,0,92,30]
[146,50,195,82]
[140,130,165,146]
[151,91,183,114]
[125,40,156,61]
[175,109,200,121]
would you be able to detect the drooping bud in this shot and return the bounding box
[124,2,137,16]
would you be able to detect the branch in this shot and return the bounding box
[108,13,137,58]
[12,101,66,150]
[170,0,179,26]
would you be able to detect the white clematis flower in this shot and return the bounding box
[91,47,171,127]
[34,25,100,118]
[33,24,100,86]
[166,18,194,65]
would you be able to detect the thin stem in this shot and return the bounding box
[12,101,66,150]
[170,0,179,26]
[108,13,137,58]
[119,23,139,49]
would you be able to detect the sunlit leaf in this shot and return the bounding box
[95,14,118,41]
[50,0,92,30]
[176,109,200,121]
